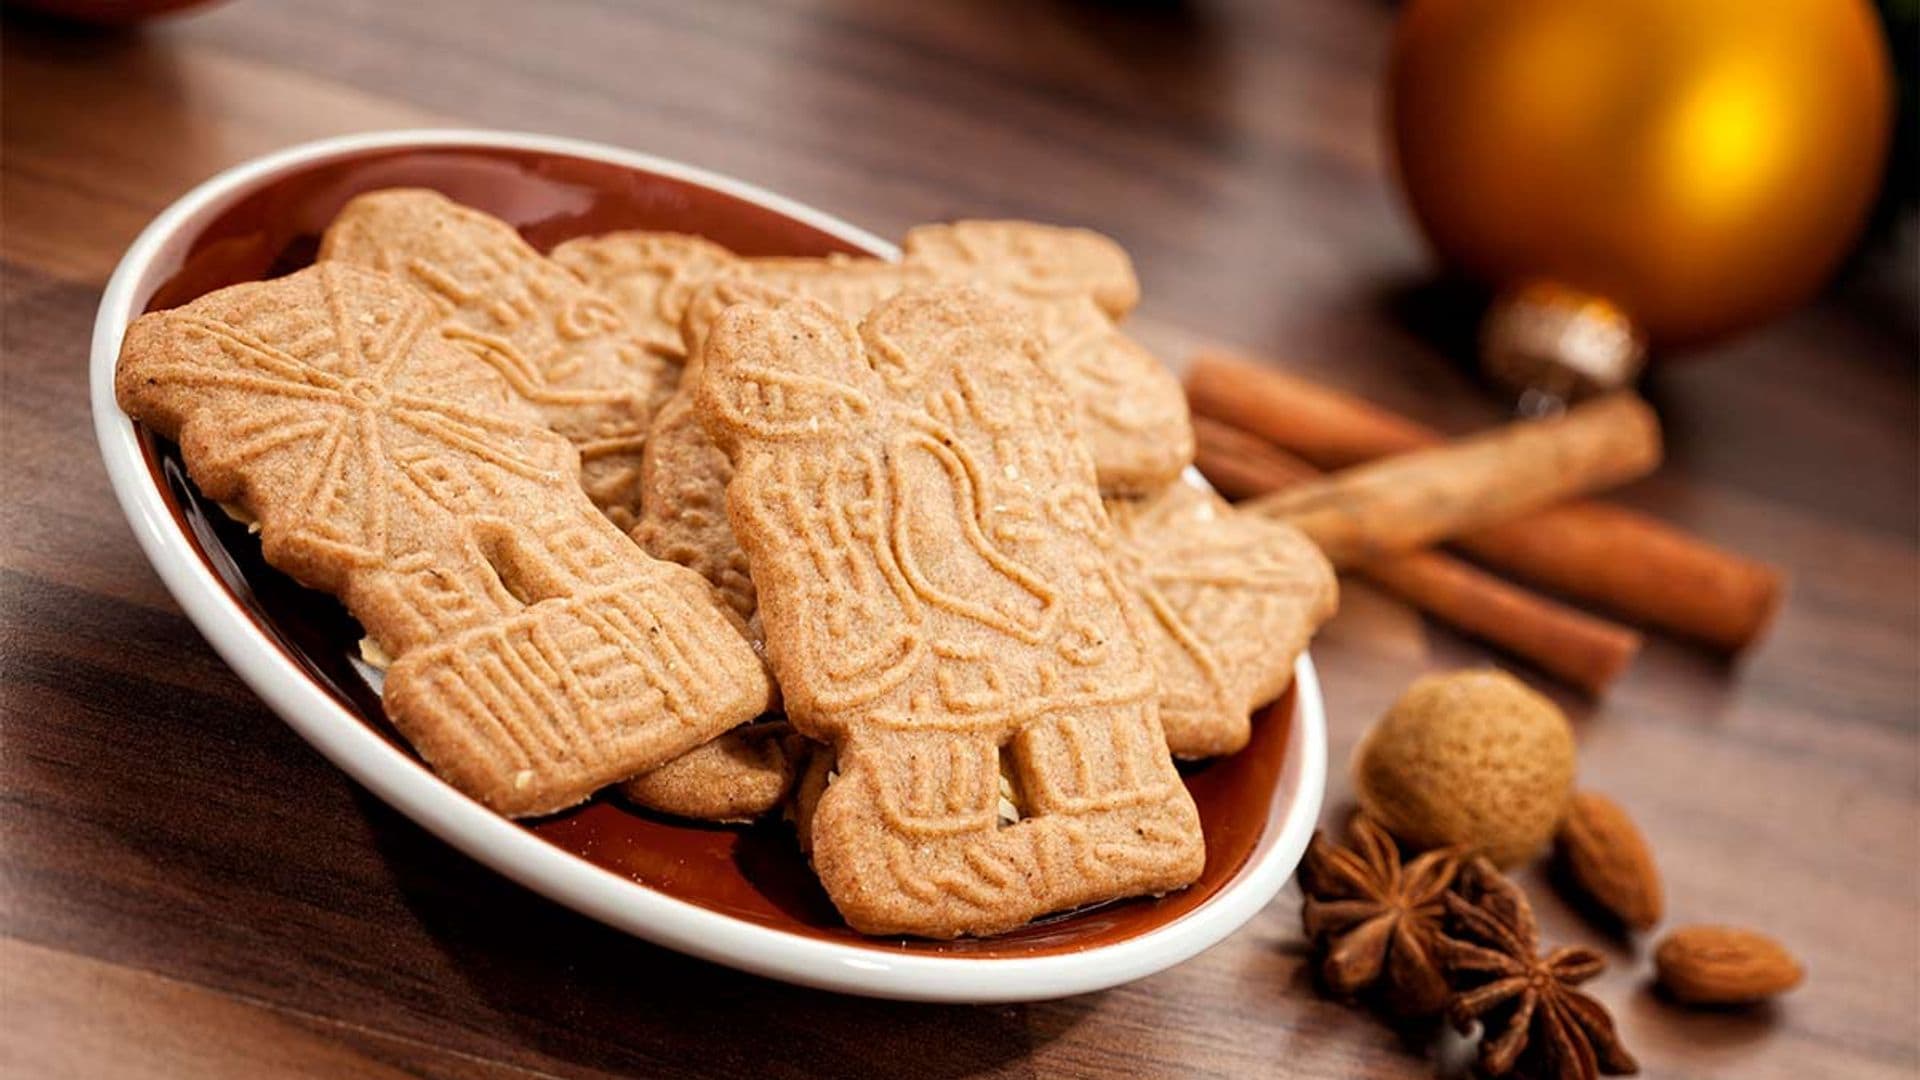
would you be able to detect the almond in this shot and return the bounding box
[1655,925,1804,1005]
[1556,790,1662,929]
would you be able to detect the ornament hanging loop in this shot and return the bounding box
[1480,282,1648,411]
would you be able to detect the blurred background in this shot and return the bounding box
[6,0,1912,388]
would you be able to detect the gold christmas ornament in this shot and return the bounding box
[1389,0,1895,392]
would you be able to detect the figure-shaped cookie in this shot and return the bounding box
[671,221,1188,492]
[699,287,1204,937]
[622,268,1070,820]
[905,222,1181,490]
[568,224,1188,825]
[116,264,774,816]
[550,231,736,362]
[627,479,1337,825]
[579,222,1187,623]
[321,190,677,531]
[1107,482,1339,758]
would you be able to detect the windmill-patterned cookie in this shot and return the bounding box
[321,190,677,532]
[699,286,1204,937]
[1106,481,1339,758]
[116,264,774,817]
[549,231,736,362]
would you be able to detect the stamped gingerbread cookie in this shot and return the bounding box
[116,263,774,816]
[626,479,1333,823]
[672,220,1189,493]
[698,286,1203,937]
[898,219,1140,317]
[627,478,1335,825]
[569,223,1190,631]
[549,231,736,362]
[626,315,761,621]
[620,719,806,822]
[1106,481,1338,758]
[320,190,677,531]
[762,483,1336,829]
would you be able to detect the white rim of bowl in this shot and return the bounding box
[88,128,1327,1003]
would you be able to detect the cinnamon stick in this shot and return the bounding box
[1192,414,1322,497]
[1194,417,1640,694]
[1364,553,1638,694]
[1187,353,1783,652]
[1244,394,1663,568]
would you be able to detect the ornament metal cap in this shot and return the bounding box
[1480,283,1647,407]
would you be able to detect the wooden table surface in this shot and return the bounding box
[3,2,1915,1077]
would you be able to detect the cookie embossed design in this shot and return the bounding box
[670,222,1190,493]
[901,223,1184,491]
[321,190,678,531]
[1107,482,1338,758]
[550,232,736,362]
[622,482,1335,824]
[699,287,1203,936]
[594,223,1188,631]
[631,358,756,620]
[116,264,773,816]
[899,219,1141,317]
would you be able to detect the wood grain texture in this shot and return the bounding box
[2,2,1915,1077]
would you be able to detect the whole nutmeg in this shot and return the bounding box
[1655,925,1804,1005]
[1352,669,1576,866]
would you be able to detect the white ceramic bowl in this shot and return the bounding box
[89,129,1326,1002]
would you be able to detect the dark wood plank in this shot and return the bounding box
[2,2,1914,1077]
[0,938,547,1080]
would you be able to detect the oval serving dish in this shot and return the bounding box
[90,129,1326,1002]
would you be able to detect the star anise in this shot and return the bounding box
[1300,813,1462,1016]
[1439,858,1639,1079]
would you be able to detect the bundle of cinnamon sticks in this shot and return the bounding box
[1186,353,1782,694]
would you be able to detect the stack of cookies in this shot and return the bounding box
[117,189,1337,938]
